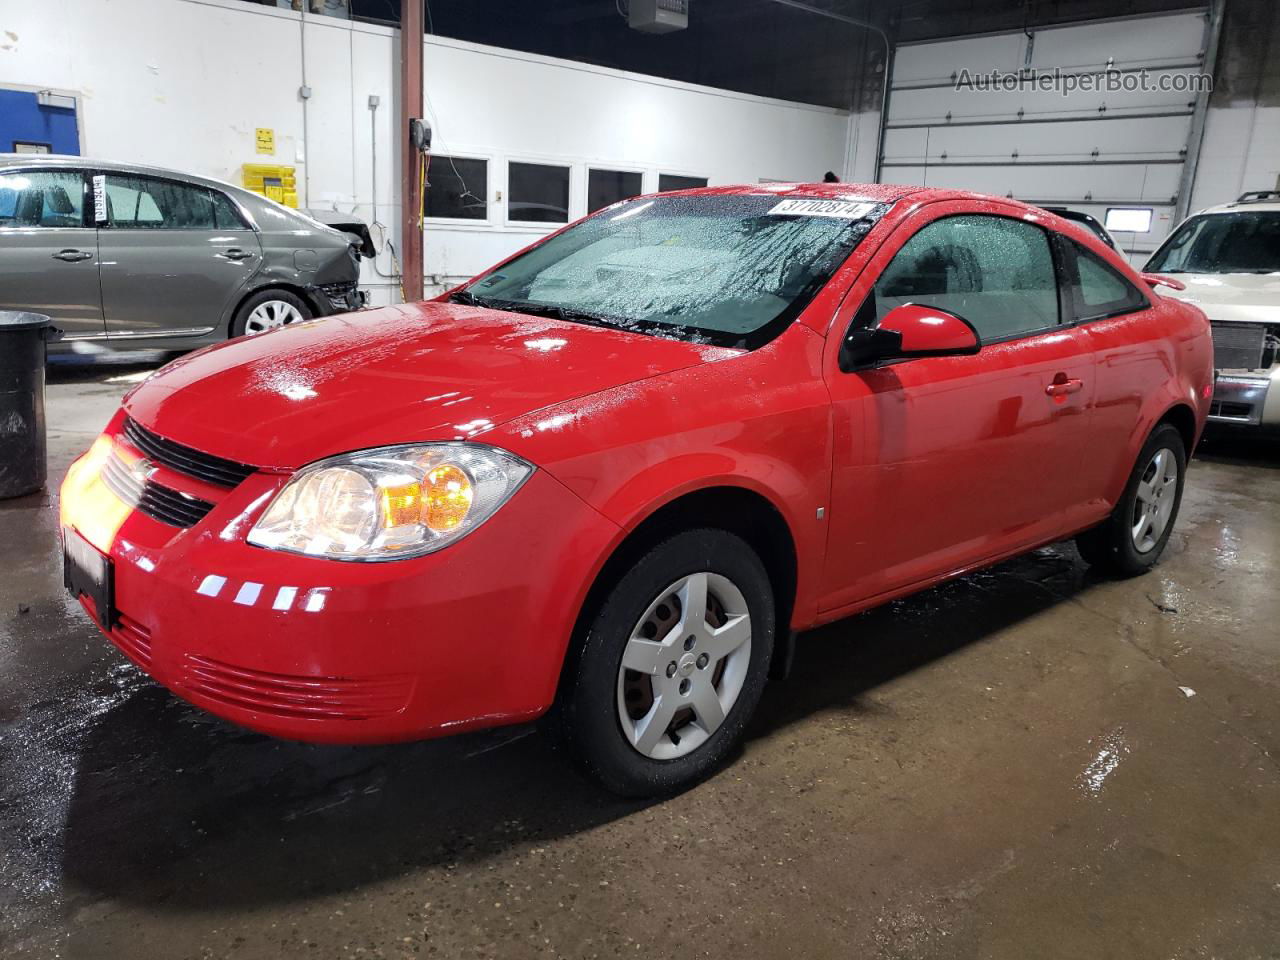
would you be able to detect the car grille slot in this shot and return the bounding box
[123,416,257,488]
[1210,322,1266,371]
[110,614,153,670]
[101,447,215,528]
[179,655,415,721]
[1209,399,1255,421]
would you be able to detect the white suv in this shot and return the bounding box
[1146,191,1280,427]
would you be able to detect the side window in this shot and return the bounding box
[1067,240,1148,319]
[0,170,84,227]
[105,175,217,229]
[875,214,1059,342]
[211,191,249,229]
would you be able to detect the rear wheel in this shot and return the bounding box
[231,290,312,338]
[1076,423,1186,576]
[553,529,774,797]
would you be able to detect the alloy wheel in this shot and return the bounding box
[244,299,305,335]
[616,571,752,761]
[1131,446,1179,553]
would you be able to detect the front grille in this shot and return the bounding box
[179,654,414,721]
[122,417,256,489]
[1210,322,1266,371]
[101,447,215,528]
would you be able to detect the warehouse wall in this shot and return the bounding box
[0,0,851,303]
[1188,0,1280,211]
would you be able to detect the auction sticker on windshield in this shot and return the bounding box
[768,198,876,219]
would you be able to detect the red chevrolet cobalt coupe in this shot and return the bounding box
[61,183,1212,796]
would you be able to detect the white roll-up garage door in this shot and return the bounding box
[880,10,1211,261]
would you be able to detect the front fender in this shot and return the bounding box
[492,324,833,629]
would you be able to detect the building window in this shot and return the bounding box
[425,156,488,220]
[587,169,643,214]
[658,173,708,193]
[1104,207,1153,233]
[507,161,570,223]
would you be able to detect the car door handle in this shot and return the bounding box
[52,249,93,263]
[1045,378,1084,397]
[220,248,254,261]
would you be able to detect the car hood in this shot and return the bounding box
[1158,273,1280,323]
[123,301,739,469]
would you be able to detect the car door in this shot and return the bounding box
[819,204,1097,614]
[96,173,261,340]
[0,167,105,340]
[1057,236,1165,509]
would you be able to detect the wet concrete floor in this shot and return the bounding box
[2,357,1280,959]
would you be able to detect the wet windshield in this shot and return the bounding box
[1146,211,1280,275]
[453,194,887,348]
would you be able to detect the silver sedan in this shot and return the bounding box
[0,155,365,352]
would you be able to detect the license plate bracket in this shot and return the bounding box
[63,527,116,630]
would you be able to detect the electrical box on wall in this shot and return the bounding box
[242,163,298,208]
[629,0,688,33]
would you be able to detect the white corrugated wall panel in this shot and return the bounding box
[881,10,1210,260]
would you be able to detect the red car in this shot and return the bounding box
[61,183,1213,796]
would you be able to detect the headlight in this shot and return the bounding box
[247,444,533,561]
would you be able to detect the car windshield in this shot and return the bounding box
[454,193,887,348]
[1146,210,1280,274]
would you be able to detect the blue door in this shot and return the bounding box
[0,89,80,155]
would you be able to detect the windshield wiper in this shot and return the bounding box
[447,290,491,307]
[486,299,633,331]
[449,291,649,333]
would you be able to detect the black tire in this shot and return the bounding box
[230,289,313,338]
[551,528,775,798]
[1076,422,1187,577]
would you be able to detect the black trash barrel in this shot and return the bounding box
[0,311,55,499]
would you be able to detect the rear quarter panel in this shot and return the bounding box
[1081,293,1212,512]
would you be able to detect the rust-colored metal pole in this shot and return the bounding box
[399,0,424,301]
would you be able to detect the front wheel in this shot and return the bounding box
[1076,422,1186,577]
[552,529,775,797]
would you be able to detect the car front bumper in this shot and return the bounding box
[59,424,618,744]
[1208,367,1280,427]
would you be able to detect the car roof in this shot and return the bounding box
[665,181,1012,207]
[1194,198,1280,215]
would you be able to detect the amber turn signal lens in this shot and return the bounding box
[380,482,424,528]
[377,465,474,533]
[423,464,473,532]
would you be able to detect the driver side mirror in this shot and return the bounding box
[839,303,981,372]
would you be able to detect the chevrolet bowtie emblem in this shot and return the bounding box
[130,457,157,484]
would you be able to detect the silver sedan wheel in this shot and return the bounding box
[616,571,752,761]
[244,299,305,335]
[1131,447,1179,553]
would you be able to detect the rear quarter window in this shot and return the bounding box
[1065,239,1148,320]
